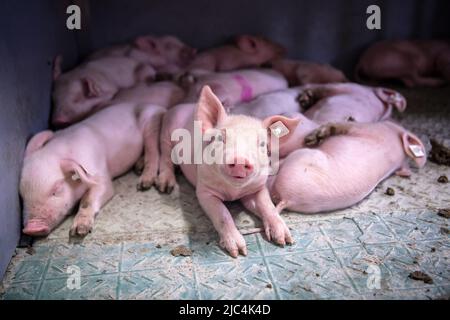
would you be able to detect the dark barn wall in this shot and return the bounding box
[0,0,449,280]
[80,0,450,74]
[0,0,78,278]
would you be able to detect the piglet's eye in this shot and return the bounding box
[216,134,223,142]
[260,141,266,148]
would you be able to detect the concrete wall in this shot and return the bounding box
[0,0,449,279]
[80,0,450,74]
[0,0,78,278]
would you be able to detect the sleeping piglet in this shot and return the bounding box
[52,36,195,126]
[105,81,185,109]
[231,87,304,119]
[269,121,427,214]
[186,35,285,74]
[269,59,348,86]
[157,86,300,257]
[52,55,156,126]
[20,100,165,237]
[297,83,407,124]
[355,40,450,87]
[182,69,288,108]
[87,35,197,75]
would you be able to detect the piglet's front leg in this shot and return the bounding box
[197,188,247,258]
[137,109,164,191]
[241,188,293,246]
[70,177,114,237]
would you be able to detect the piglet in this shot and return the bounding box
[20,101,165,237]
[182,69,288,107]
[157,86,300,256]
[52,36,195,126]
[355,40,450,87]
[231,89,319,157]
[270,59,348,86]
[88,35,197,75]
[186,35,285,73]
[52,55,156,126]
[231,87,304,119]
[105,81,185,109]
[269,121,427,214]
[297,83,406,124]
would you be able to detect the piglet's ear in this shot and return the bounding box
[196,86,227,133]
[235,35,258,53]
[402,132,427,168]
[263,115,300,141]
[53,55,63,81]
[375,88,407,112]
[81,77,101,98]
[25,130,54,157]
[60,159,97,186]
[134,36,160,55]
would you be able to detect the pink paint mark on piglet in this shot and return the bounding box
[233,75,253,102]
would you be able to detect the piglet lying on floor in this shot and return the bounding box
[269,59,348,85]
[186,35,285,74]
[52,35,194,126]
[20,99,165,237]
[355,40,450,87]
[182,69,288,107]
[231,87,304,119]
[102,81,185,110]
[297,83,407,123]
[87,35,197,76]
[157,86,300,256]
[269,121,427,214]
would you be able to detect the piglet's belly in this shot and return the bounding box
[104,128,144,178]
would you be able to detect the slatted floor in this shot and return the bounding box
[1,86,449,300]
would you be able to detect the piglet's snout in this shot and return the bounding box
[225,157,254,178]
[23,219,51,236]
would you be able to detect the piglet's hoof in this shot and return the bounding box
[69,216,94,237]
[263,216,293,247]
[136,178,154,192]
[297,90,316,110]
[155,172,177,194]
[176,72,196,88]
[219,230,248,258]
[304,125,338,147]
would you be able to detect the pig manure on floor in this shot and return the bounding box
[437,175,448,183]
[170,245,193,257]
[429,139,450,166]
[385,187,395,196]
[437,209,450,219]
[26,246,35,255]
[408,271,434,284]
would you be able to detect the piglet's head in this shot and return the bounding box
[235,35,286,65]
[135,35,196,70]
[52,77,114,127]
[20,132,96,236]
[196,86,298,185]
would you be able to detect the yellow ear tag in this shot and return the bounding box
[269,121,289,138]
[409,145,424,158]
